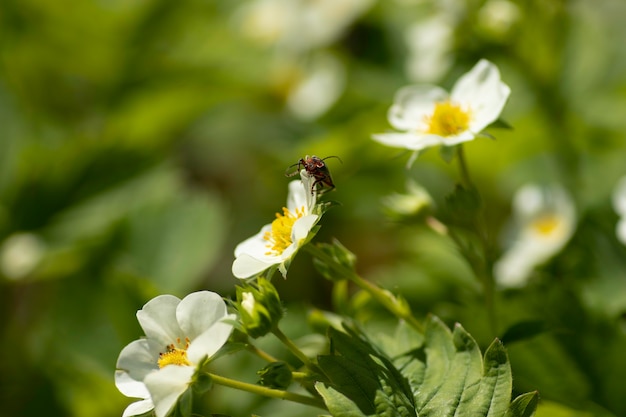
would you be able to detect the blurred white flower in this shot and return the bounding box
[494,185,576,288]
[381,179,433,218]
[232,172,319,279]
[612,176,626,245]
[405,15,455,83]
[372,59,510,154]
[115,291,234,417]
[477,0,520,39]
[285,53,346,121]
[236,0,375,52]
[0,232,46,280]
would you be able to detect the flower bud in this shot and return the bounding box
[236,277,284,338]
[381,180,433,221]
[257,362,292,389]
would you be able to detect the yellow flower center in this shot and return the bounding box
[157,338,191,368]
[424,101,471,137]
[264,206,305,255]
[531,214,561,236]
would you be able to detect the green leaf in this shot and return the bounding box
[445,184,481,213]
[317,355,380,414]
[412,316,456,411]
[316,382,368,417]
[377,320,424,358]
[417,319,484,416]
[390,316,522,417]
[505,391,539,417]
[462,339,512,417]
[443,184,482,229]
[318,326,416,416]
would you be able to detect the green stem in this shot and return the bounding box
[304,245,424,333]
[208,372,326,410]
[456,145,473,188]
[246,343,280,364]
[454,145,498,336]
[271,326,321,373]
[292,371,309,381]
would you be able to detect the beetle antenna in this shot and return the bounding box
[285,160,304,177]
[322,155,343,164]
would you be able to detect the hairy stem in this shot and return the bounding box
[304,244,424,332]
[208,373,326,410]
[271,326,322,374]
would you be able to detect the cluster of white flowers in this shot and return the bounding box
[116,171,323,416]
[114,54,626,417]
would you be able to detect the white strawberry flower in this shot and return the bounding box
[494,184,576,288]
[232,171,319,279]
[115,291,235,417]
[372,59,510,154]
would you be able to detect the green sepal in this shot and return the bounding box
[488,118,514,130]
[173,388,193,417]
[192,371,213,395]
[439,144,457,163]
[311,239,356,282]
[235,277,284,338]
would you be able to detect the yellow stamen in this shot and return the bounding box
[157,338,191,368]
[424,101,471,137]
[531,214,561,236]
[264,206,305,255]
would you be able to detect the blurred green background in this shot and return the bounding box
[2,0,626,416]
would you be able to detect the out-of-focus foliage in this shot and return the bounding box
[1,0,626,416]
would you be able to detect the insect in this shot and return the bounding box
[285,155,342,195]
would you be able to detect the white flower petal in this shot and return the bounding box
[144,366,195,417]
[616,218,626,245]
[187,315,236,363]
[493,242,539,288]
[287,53,345,121]
[387,85,449,131]
[300,171,317,211]
[136,295,184,346]
[176,291,227,340]
[404,17,454,83]
[438,130,477,146]
[232,253,276,279]
[287,179,311,213]
[292,214,319,242]
[451,59,510,132]
[234,225,272,257]
[116,339,162,382]
[513,185,544,217]
[122,398,155,417]
[372,132,443,151]
[115,370,151,399]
